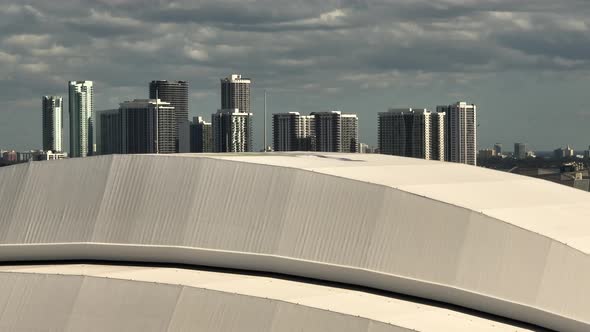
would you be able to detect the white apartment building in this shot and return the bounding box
[341,114,359,153]
[437,102,477,166]
[212,109,253,152]
[68,81,94,157]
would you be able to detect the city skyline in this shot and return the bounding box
[0,1,588,152]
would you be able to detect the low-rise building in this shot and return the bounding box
[36,151,68,161]
[479,149,495,159]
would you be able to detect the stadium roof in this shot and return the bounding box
[0,153,588,331]
[0,263,543,332]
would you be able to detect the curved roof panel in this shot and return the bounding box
[0,264,544,332]
[0,153,588,331]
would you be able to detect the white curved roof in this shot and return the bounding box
[198,153,590,253]
[0,264,542,332]
[0,153,588,331]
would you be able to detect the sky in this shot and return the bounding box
[0,0,589,152]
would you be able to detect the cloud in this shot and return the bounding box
[3,34,51,47]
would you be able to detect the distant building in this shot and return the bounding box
[36,151,68,161]
[212,109,253,152]
[437,102,477,166]
[378,108,444,161]
[68,81,94,157]
[514,143,528,160]
[298,115,315,151]
[17,150,43,162]
[2,150,16,162]
[272,111,357,153]
[341,114,359,153]
[554,146,575,159]
[311,111,358,153]
[272,112,302,152]
[149,80,189,152]
[119,99,176,154]
[190,116,213,153]
[430,112,446,161]
[479,149,495,159]
[221,74,251,114]
[359,143,369,153]
[271,112,315,152]
[95,109,121,155]
[311,111,341,152]
[584,146,590,159]
[42,96,63,152]
[493,143,502,156]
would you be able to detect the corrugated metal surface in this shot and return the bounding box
[0,264,543,332]
[0,153,588,331]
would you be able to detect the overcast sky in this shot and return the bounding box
[1,0,589,152]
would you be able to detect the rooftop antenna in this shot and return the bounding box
[264,89,267,152]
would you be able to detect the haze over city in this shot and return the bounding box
[0,0,589,151]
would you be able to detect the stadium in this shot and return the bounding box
[0,153,588,331]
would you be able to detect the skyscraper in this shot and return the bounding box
[95,109,121,155]
[190,116,213,153]
[149,80,189,152]
[221,74,251,114]
[494,143,503,156]
[341,114,359,153]
[515,143,528,160]
[311,111,342,152]
[272,113,317,152]
[437,102,477,166]
[68,81,94,158]
[378,108,445,160]
[213,74,252,152]
[212,109,253,152]
[298,115,316,151]
[430,111,446,161]
[119,99,176,154]
[273,112,301,152]
[42,96,63,152]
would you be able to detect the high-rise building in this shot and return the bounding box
[212,109,253,152]
[479,149,495,159]
[494,143,503,156]
[95,109,121,155]
[378,108,444,161]
[359,143,369,153]
[437,102,477,166]
[221,74,251,114]
[42,96,63,152]
[430,112,446,161]
[119,99,176,154]
[149,80,189,152]
[273,112,301,152]
[565,146,575,158]
[341,114,359,153]
[68,81,94,158]
[554,146,575,159]
[190,116,213,153]
[298,115,315,151]
[272,113,317,152]
[515,143,528,160]
[311,111,342,152]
